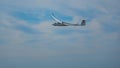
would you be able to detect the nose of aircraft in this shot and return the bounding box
[52,23,56,26]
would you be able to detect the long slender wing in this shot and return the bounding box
[51,13,62,23]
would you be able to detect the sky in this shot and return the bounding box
[0,0,120,68]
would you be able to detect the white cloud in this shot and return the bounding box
[0,0,120,65]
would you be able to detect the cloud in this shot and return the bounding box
[0,0,120,68]
[0,7,119,56]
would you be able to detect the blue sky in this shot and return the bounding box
[0,0,120,68]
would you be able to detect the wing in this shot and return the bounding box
[51,13,62,23]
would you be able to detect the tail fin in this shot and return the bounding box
[81,20,86,26]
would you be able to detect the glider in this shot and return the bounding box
[51,13,86,26]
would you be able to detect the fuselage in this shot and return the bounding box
[52,22,81,26]
[52,22,68,26]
